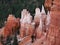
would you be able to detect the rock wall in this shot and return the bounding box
[45,0,60,45]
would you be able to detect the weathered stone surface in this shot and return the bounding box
[45,3,60,45]
[34,8,41,26]
[44,0,60,45]
[19,35,31,45]
[3,14,20,38]
[44,0,52,10]
[53,0,60,6]
[0,1,60,44]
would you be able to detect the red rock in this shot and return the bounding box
[35,27,44,39]
[44,0,60,45]
[46,5,60,45]
[26,24,34,36]
[3,14,20,38]
[20,23,34,38]
[19,35,31,45]
[53,0,60,6]
[44,0,52,10]
[0,42,3,45]
[34,8,41,26]
[20,23,26,38]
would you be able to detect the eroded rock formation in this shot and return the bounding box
[0,0,60,44]
[45,0,60,45]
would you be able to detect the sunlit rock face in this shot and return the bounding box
[20,9,33,38]
[44,0,52,10]
[16,6,50,45]
[53,0,60,6]
[0,7,51,45]
[3,14,15,38]
[45,0,60,10]
[20,9,32,24]
[21,9,29,23]
[35,26,44,39]
[1,2,60,44]
[35,5,48,39]
[3,14,20,38]
[20,22,26,38]
[46,11,50,31]
[44,0,60,45]
[41,5,47,32]
[46,10,60,45]
[34,8,41,26]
